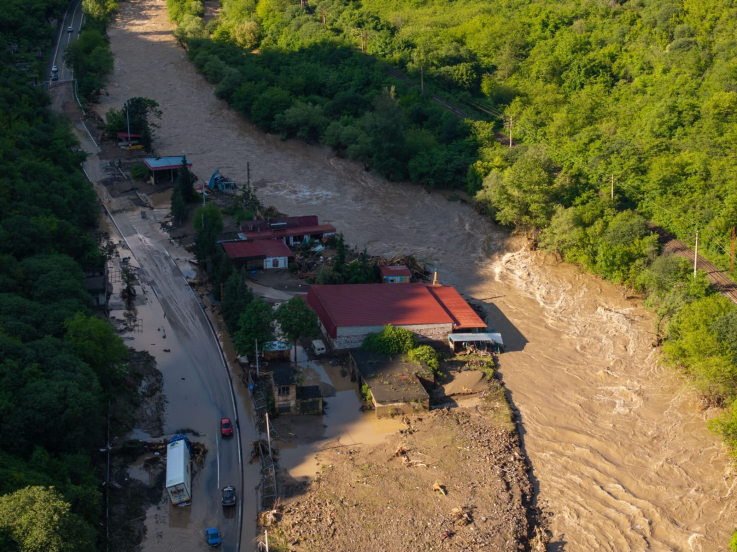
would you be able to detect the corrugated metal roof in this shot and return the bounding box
[237,224,336,241]
[426,286,486,329]
[448,333,503,346]
[143,156,192,171]
[306,284,487,337]
[221,240,293,260]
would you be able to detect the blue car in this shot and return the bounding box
[206,527,221,547]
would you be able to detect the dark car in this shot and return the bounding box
[51,73,58,81]
[220,417,233,437]
[221,486,236,506]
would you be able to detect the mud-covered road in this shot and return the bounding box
[95,0,737,549]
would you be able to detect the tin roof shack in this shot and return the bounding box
[263,341,291,362]
[380,265,411,284]
[239,216,336,246]
[349,350,430,418]
[83,266,112,310]
[448,333,504,354]
[221,240,294,270]
[307,284,487,350]
[143,156,192,185]
[271,365,297,414]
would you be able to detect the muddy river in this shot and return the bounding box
[100,0,736,549]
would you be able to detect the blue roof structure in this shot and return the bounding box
[143,156,192,171]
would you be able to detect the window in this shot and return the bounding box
[278,385,290,396]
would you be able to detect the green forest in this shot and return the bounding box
[0,0,127,550]
[171,0,737,470]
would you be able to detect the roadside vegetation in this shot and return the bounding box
[64,0,117,101]
[0,1,138,550]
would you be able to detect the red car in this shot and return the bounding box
[220,418,233,437]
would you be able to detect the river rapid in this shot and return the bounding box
[101,1,736,548]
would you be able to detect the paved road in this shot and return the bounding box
[49,0,84,83]
[76,141,257,550]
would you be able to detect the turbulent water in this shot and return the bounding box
[101,1,736,549]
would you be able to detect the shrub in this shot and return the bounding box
[360,383,372,403]
[130,163,149,181]
[408,345,440,374]
[361,324,417,354]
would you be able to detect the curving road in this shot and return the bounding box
[49,0,84,84]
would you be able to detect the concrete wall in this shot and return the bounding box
[263,256,289,269]
[330,323,453,350]
[374,398,429,419]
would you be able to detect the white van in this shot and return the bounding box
[312,339,326,356]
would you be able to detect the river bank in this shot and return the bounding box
[96,0,737,548]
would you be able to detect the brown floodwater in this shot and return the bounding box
[100,1,736,549]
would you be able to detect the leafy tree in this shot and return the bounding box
[233,298,274,355]
[233,20,260,49]
[193,204,224,267]
[171,185,188,225]
[104,98,162,151]
[64,314,128,393]
[362,325,417,354]
[408,345,440,374]
[0,486,95,552]
[221,269,254,333]
[275,296,319,362]
[175,157,197,203]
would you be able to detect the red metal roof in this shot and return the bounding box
[379,265,411,278]
[425,286,486,329]
[306,284,485,338]
[221,240,294,260]
[238,224,336,241]
[117,132,142,139]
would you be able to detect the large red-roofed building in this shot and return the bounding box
[306,283,487,349]
[239,216,336,245]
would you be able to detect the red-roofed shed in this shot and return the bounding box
[222,240,294,270]
[306,284,486,349]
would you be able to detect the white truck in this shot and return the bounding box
[166,434,192,507]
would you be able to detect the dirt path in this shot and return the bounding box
[99,1,736,549]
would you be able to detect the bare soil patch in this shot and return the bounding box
[264,393,541,551]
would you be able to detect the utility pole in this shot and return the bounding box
[321,6,325,25]
[732,226,735,273]
[265,413,272,457]
[126,99,131,156]
[420,65,424,94]
[610,174,614,200]
[508,116,513,148]
[694,230,699,278]
[247,161,250,191]
[255,338,259,377]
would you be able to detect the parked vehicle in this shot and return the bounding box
[206,527,221,547]
[165,434,192,506]
[51,73,58,81]
[220,417,233,437]
[67,26,73,32]
[52,65,58,73]
[312,339,326,356]
[221,486,236,506]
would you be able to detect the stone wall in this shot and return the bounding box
[329,323,453,351]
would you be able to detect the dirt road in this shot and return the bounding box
[97,1,736,549]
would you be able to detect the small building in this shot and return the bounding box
[83,266,112,310]
[306,283,487,350]
[239,216,336,245]
[117,132,142,147]
[296,386,323,414]
[349,350,430,418]
[143,156,192,184]
[448,332,504,353]
[262,340,292,362]
[380,265,411,284]
[221,240,294,270]
[271,365,297,414]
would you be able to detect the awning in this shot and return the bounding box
[448,332,504,347]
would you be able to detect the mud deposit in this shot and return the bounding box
[268,409,535,552]
[100,0,737,549]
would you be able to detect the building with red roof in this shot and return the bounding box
[239,216,336,245]
[306,283,487,349]
[379,265,411,284]
[221,240,294,270]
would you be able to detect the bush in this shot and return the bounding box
[130,163,149,181]
[361,324,417,354]
[408,345,440,374]
[360,383,372,403]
